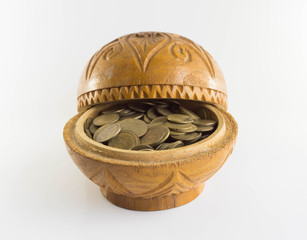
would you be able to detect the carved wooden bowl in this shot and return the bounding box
[63,32,238,211]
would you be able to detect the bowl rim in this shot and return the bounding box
[63,100,237,166]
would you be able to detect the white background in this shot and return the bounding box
[0,0,306,239]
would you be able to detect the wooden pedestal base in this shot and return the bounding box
[100,183,205,211]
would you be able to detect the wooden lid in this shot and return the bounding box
[77,32,227,111]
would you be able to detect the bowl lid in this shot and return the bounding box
[77,32,227,111]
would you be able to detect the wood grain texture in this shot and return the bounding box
[77,32,227,111]
[63,102,237,211]
[64,32,238,211]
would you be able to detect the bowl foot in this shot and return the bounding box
[100,183,204,211]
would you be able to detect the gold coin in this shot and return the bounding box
[131,144,153,151]
[147,107,160,120]
[165,122,197,133]
[85,129,92,138]
[156,140,184,150]
[155,143,166,150]
[118,108,135,117]
[178,106,200,120]
[196,108,208,119]
[89,123,98,134]
[84,118,93,138]
[93,113,119,126]
[157,125,170,144]
[143,114,151,123]
[170,130,186,136]
[193,119,217,127]
[128,103,150,112]
[171,132,201,141]
[177,124,198,133]
[93,123,121,142]
[155,102,169,108]
[184,133,202,145]
[119,119,148,137]
[140,125,170,146]
[199,134,211,141]
[166,99,181,105]
[88,101,216,151]
[167,114,194,124]
[84,118,93,130]
[120,112,144,120]
[196,125,215,132]
[170,140,185,148]
[156,107,172,116]
[103,105,126,114]
[148,116,167,127]
[108,131,140,150]
[141,101,156,106]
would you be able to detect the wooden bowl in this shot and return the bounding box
[63,32,238,211]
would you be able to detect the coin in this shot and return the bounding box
[165,122,197,133]
[147,107,160,120]
[140,125,170,146]
[170,130,186,136]
[155,102,169,108]
[196,125,215,132]
[93,113,119,126]
[178,106,200,120]
[85,129,92,138]
[118,108,135,117]
[119,119,148,137]
[199,134,211,140]
[156,107,172,116]
[176,124,198,133]
[184,133,202,144]
[193,119,217,127]
[84,118,93,138]
[103,105,126,114]
[148,116,167,127]
[170,140,185,148]
[128,103,150,112]
[155,143,166,150]
[93,123,121,142]
[108,131,140,150]
[89,123,98,134]
[120,112,144,120]
[143,113,151,123]
[131,144,153,151]
[141,101,156,106]
[196,108,208,119]
[156,140,184,150]
[167,114,194,124]
[84,118,93,130]
[86,99,218,151]
[171,132,201,141]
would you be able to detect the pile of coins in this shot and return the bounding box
[84,100,217,151]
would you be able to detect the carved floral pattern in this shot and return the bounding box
[125,32,171,72]
[86,142,235,199]
[85,41,123,80]
[170,43,192,63]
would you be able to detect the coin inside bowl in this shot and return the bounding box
[71,99,227,163]
[64,99,236,210]
[81,99,218,151]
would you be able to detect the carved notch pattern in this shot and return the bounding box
[77,84,227,110]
